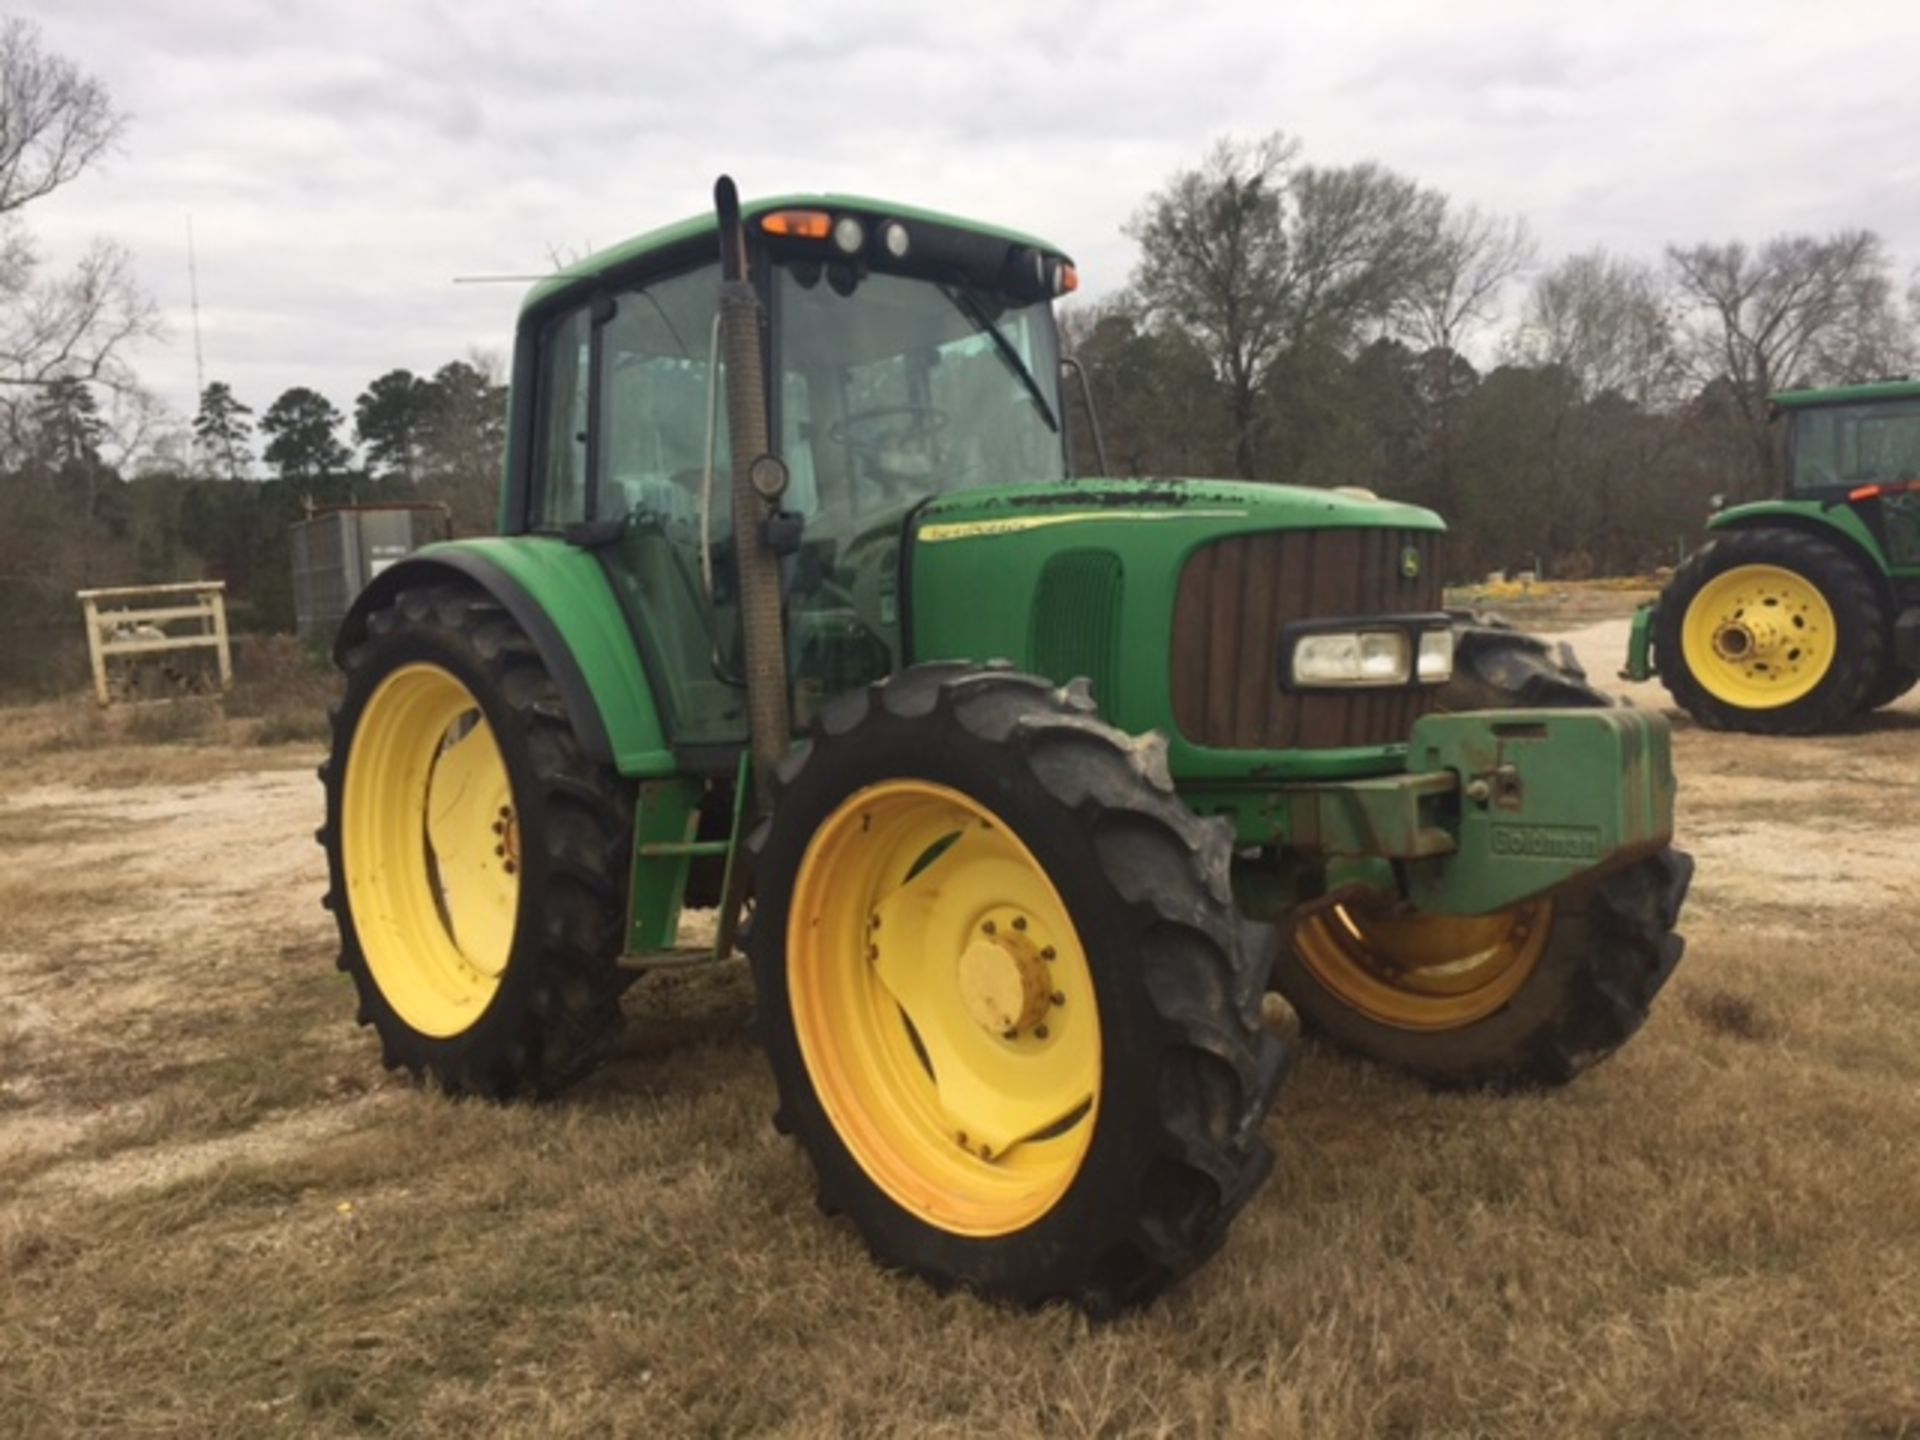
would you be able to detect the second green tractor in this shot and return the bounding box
[319,179,1692,1314]
[1626,379,1920,732]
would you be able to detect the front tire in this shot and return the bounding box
[1276,849,1692,1089]
[748,665,1288,1314]
[1439,613,1613,711]
[1653,528,1887,734]
[319,583,633,1098]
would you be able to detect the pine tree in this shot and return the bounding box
[192,381,254,480]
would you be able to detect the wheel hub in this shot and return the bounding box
[957,920,1052,1037]
[1681,563,1835,709]
[1711,612,1787,663]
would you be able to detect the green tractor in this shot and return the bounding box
[319,178,1691,1313]
[1625,379,1920,732]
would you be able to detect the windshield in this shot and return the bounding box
[768,262,1066,723]
[1790,400,1920,493]
[773,263,1066,527]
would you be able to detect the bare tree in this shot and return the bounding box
[1284,161,1446,351]
[0,20,155,458]
[1126,134,1298,478]
[1398,205,1534,515]
[1504,251,1685,569]
[1403,205,1535,357]
[1515,250,1679,405]
[1668,230,1905,487]
[1128,135,1448,479]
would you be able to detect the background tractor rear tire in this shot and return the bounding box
[1439,612,1613,711]
[1653,528,1887,734]
[1275,848,1692,1090]
[1858,663,1919,713]
[320,582,633,1099]
[747,664,1288,1314]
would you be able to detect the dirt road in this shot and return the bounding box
[2,639,1918,1437]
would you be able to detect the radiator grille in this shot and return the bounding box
[1030,549,1123,709]
[1171,528,1443,750]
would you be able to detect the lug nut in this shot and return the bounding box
[1012,916,1027,931]
[494,844,506,858]
[982,920,996,936]
[1050,991,1065,1007]
[1041,946,1056,961]
[1034,1025,1049,1040]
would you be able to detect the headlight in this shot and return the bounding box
[1292,631,1411,687]
[1281,615,1456,689]
[1416,626,1455,682]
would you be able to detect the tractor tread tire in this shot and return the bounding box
[320,582,633,1100]
[747,663,1288,1315]
[1859,664,1919,713]
[1653,528,1888,734]
[1440,611,1614,711]
[1275,847,1692,1091]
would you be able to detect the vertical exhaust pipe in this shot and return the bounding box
[714,176,792,808]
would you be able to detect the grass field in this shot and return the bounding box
[3,600,1919,1439]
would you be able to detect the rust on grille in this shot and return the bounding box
[1171,528,1443,750]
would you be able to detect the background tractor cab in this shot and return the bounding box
[1627,378,1920,732]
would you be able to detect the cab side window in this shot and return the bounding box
[535,306,591,529]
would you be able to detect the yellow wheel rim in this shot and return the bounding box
[342,664,520,1038]
[1681,564,1836,709]
[1293,901,1550,1032]
[787,781,1100,1237]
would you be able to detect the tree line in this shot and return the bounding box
[1069,134,1916,579]
[2,21,1915,693]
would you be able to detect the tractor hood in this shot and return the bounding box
[908,477,1450,787]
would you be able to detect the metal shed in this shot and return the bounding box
[290,503,451,646]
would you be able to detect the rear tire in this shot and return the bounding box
[748,664,1288,1314]
[1858,663,1918,713]
[1653,528,1886,734]
[320,582,633,1099]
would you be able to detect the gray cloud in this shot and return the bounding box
[14,0,1920,443]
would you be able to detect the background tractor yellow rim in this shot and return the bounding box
[1681,563,1836,709]
[342,664,519,1038]
[1293,901,1550,1032]
[787,780,1101,1237]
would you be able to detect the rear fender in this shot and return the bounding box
[1705,502,1892,585]
[335,538,674,777]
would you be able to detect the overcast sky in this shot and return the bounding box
[17,0,1920,442]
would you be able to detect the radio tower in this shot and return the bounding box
[186,215,208,475]
[186,214,206,402]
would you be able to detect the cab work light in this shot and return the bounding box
[760,210,833,240]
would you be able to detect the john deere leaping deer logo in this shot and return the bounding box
[1400,545,1422,580]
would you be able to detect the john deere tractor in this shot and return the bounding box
[320,179,1690,1314]
[1626,379,1920,732]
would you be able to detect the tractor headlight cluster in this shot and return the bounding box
[1282,617,1454,689]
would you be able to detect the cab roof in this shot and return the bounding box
[520,193,1069,315]
[1771,378,1920,409]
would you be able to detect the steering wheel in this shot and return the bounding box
[828,404,950,459]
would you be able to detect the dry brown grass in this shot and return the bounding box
[3,670,1920,1438]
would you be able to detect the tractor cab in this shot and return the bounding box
[512,198,1076,743]
[1777,379,1920,568]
